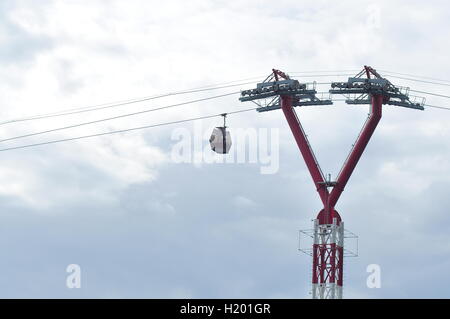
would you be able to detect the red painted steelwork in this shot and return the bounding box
[280,95,329,205]
[278,74,382,297]
[274,68,384,297]
[279,79,383,222]
[328,94,383,208]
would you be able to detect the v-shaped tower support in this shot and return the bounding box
[239,66,423,299]
[281,93,382,298]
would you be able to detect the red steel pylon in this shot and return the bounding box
[240,66,423,298]
[281,84,382,298]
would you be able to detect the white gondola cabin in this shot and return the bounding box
[209,127,232,154]
[210,114,232,154]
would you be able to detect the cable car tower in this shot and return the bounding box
[239,66,424,299]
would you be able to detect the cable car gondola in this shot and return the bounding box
[209,113,232,154]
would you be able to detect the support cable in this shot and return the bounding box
[0,107,257,153]
[0,91,240,143]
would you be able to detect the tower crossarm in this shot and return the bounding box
[240,69,333,112]
[329,66,425,110]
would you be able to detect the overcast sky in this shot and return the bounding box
[0,0,450,298]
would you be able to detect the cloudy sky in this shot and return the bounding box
[1,0,450,298]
